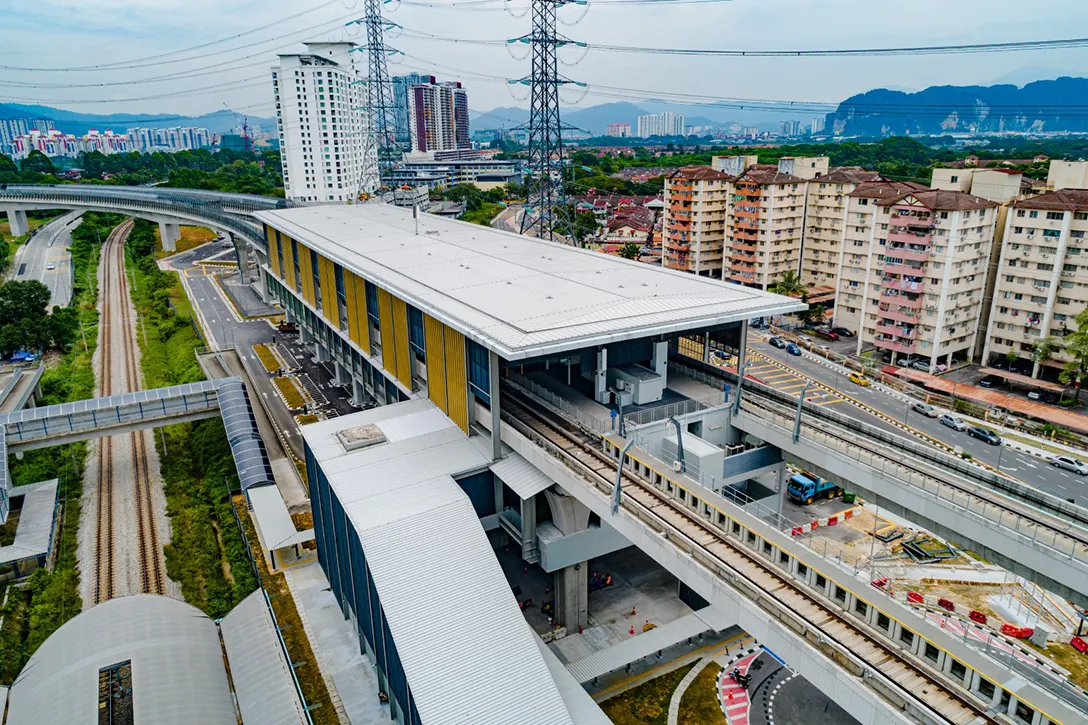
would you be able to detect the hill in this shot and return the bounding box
[827,77,1088,137]
[0,103,276,136]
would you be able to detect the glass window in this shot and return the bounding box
[978,678,996,701]
[365,281,380,326]
[291,241,302,293]
[466,338,491,405]
[834,585,847,603]
[310,250,323,309]
[408,305,426,363]
[334,264,348,331]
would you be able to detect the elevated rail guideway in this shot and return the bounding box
[488,382,1085,725]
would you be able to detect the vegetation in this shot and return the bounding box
[0,587,31,685]
[1060,307,1088,400]
[769,270,807,298]
[125,219,257,617]
[600,662,696,725]
[234,496,337,724]
[677,664,727,725]
[274,376,307,410]
[295,413,319,426]
[0,280,82,358]
[460,202,504,227]
[156,225,216,258]
[253,343,281,373]
[618,243,641,260]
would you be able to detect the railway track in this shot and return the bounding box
[499,383,995,725]
[94,219,165,603]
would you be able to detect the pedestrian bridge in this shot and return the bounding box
[0,377,274,522]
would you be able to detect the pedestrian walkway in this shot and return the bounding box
[667,656,717,725]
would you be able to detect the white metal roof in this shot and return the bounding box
[0,479,57,563]
[248,484,315,550]
[302,401,575,725]
[534,638,613,725]
[220,590,308,725]
[254,204,805,360]
[491,452,555,499]
[6,595,237,725]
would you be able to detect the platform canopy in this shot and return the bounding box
[255,204,805,361]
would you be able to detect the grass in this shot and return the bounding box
[0,586,31,684]
[295,413,319,426]
[600,662,695,725]
[1024,640,1088,691]
[0,509,19,546]
[274,376,307,410]
[155,225,217,258]
[234,496,337,724]
[460,202,504,226]
[254,343,281,373]
[678,664,727,725]
[126,232,257,618]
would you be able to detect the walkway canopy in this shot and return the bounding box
[978,367,1067,392]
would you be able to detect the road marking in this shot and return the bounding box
[814,399,841,407]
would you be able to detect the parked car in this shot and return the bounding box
[1027,390,1042,401]
[831,327,855,337]
[1042,391,1061,404]
[897,358,916,367]
[933,363,948,373]
[978,375,1003,388]
[939,414,968,431]
[786,343,802,356]
[769,336,787,349]
[911,360,933,372]
[911,402,939,418]
[814,328,839,341]
[848,372,871,387]
[798,335,814,348]
[968,426,1002,445]
[1052,456,1088,475]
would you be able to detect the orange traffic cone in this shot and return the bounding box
[631,607,637,616]
[629,625,635,635]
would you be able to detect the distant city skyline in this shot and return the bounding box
[1,0,1087,118]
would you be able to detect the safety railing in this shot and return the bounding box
[504,371,611,434]
[622,392,725,429]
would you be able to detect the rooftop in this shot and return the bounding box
[669,166,732,181]
[820,167,884,185]
[302,399,578,725]
[849,180,928,200]
[1014,188,1088,212]
[736,166,804,185]
[0,478,57,564]
[255,204,802,360]
[879,189,998,211]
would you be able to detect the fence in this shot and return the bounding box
[504,371,611,434]
[622,392,725,430]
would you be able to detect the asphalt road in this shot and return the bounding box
[10,211,82,307]
[747,336,1088,506]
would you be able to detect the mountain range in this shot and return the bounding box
[0,103,276,136]
[827,77,1088,137]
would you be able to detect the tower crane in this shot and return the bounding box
[222,103,252,153]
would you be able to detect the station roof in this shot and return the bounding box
[490,451,555,499]
[220,590,308,725]
[302,400,576,725]
[255,204,804,360]
[247,483,314,550]
[6,595,237,725]
[0,478,57,564]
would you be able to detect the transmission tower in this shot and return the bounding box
[510,0,586,243]
[356,0,403,190]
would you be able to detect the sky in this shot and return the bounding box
[1,0,1088,120]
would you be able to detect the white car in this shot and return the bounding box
[1051,456,1088,475]
[939,414,967,431]
[45,262,55,270]
[911,401,939,418]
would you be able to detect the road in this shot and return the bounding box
[745,337,1088,505]
[9,211,82,307]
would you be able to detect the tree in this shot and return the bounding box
[618,243,641,260]
[1006,349,1020,366]
[769,271,807,298]
[20,150,56,176]
[1060,308,1088,399]
[0,280,51,324]
[1031,336,1058,375]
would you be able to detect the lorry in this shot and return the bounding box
[787,472,842,505]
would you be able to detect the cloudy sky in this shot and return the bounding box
[1,0,1087,119]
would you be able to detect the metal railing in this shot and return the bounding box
[504,371,611,434]
[622,392,725,429]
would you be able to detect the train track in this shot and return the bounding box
[499,383,995,725]
[94,219,165,603]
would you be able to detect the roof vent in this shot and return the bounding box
[336,424,386,452]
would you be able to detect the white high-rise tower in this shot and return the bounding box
[272,41,379,203]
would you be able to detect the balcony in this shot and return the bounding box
[876,322,916,339]
[881,277,926,293]
[731,240,758,253]
[877,304,920,323]
[880,262,927,277]
[888,229,933,246]
[873,338,917,354]
[892,209,935,227]
[880,290,923,308]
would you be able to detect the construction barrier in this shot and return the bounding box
[1072,636,1088,654]
[907,591,924,604]
[969,610,988,625]
[1001,623,1034,639]
[937,598,955,612]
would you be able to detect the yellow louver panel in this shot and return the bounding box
[354,274,370,350]
[319,256,337,323]
[345,271,360,345]
[443,326,469,434]
[283,237,297,291]
[299,243,316,308]
[377,287,396,373]
[266,226,280,278]
[391,296,412,388]
[424,314,448,414]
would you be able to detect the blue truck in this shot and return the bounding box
[787,472,842,505]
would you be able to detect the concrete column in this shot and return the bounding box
[334,360,351,386]
[521,495,537,560]
[544,489,592,629]
[736,321,749,372]
[300,325,313,344]
[351,378,365,407]
[594,347,608,404]
[158,222,180,252]
[650,340,668,378]
[256,266,270,303]
[702,331,711,363]
[6,209,28,237]
[315,343,329,363]
[775,463,786,518]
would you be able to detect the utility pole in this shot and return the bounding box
[509,0,586,243]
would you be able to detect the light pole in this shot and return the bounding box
[793,382,811,443]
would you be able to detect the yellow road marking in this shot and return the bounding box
[815,399,841,406]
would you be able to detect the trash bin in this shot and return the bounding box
[843,491,856,504]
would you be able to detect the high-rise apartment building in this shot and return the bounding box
[272,41,378,203]
[392,73,432,145]
[830,186,997,365]
[801,167,883,286]
[1,119,54,155]
[982,190,1088,377]
[408,80,470,154]
[723,165,809,288]
[662,167,731,276]
[605,123,631,138]
[637,112,684,138]
[126,126,213,152]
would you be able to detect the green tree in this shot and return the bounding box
[769,271,807,298]
[1031,336,1058,375]
[618,243,641,260]
[0,280,51,323]
[1006,349,1020,366]
[1060,309,1088,399]
[19,150,56,175]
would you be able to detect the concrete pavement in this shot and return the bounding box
[8,211,81,307]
